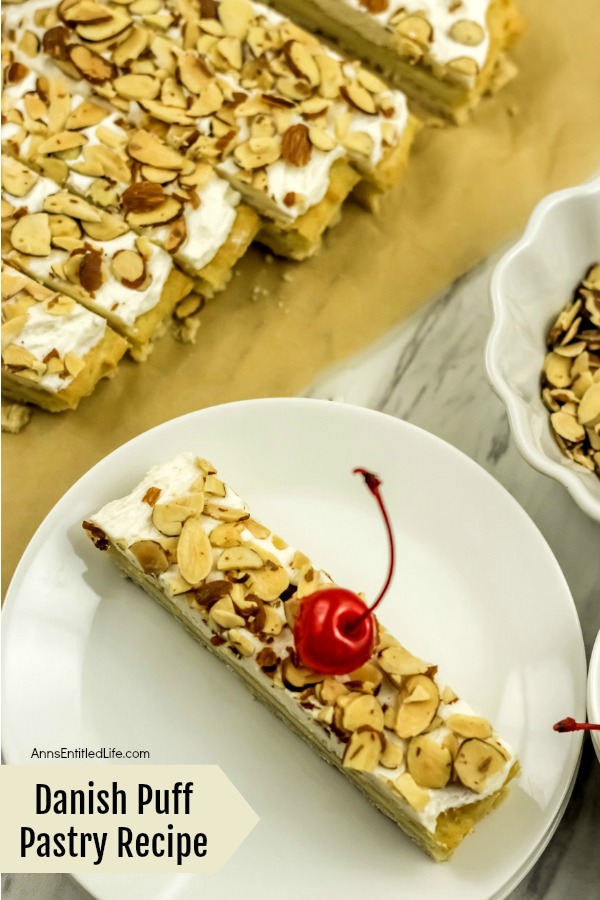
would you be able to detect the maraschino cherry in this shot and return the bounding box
[293,468,395,676]
[553,717,600,733]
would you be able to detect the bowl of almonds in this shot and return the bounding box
[486,176,600,522]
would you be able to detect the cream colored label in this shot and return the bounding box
[0,765,258,873]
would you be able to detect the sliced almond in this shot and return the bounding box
[226,628,255,657]
[67,44,116,85]
[1,316,28,352]
[407,735,452,789]
[127,130,185,169]
[308,126,336,152]
[233,137,281,170]
[578,382,600,426]
[342,694,384,732]
[244,518,270,539]
[64,351,85,377]
[38,132,88,155]
[204,503,249,522]
[2,157,39,197]
[454,739,506,793]
[43,193,102,223]
[126,197,183,228]
[209,598,245,630]
[114,73,161,101]
[347,661,383,694]
[544,352,572,388]
[111,249,146,289]
[393,772,429,811]
[218,0,255,40]
[129,539,169,576]
[340,83,376,115]
[204,474,226,497]
[380,740,404,770]
[315,678,349,705]
[209,522,243,548]
[342,131,375,157]
[395,675,440,739]
[46,294,77,317]
[2,344,38,369]
[177,517,213,585]
[281,656,324,691]
[342,727,383,772]
[551,411,586,443]
[152,500,196,536]
[217,545,264,570]
[10,214,52,256]
[449,19,485,47]
[378,643,429,677]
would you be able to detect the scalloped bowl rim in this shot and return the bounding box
[486,176,600,522]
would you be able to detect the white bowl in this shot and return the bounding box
[486,176,600,522]
[588,630,600,764]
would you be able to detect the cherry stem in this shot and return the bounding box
[553,717,600,733]
[347,468,395,632]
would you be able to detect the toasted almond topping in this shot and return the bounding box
[407,735,452,788]
[227,627,255,657]
[177,517,213,585]
[395,675,440,739]
[380,740,404,769]
[43,193,102,223]
[129,539,169,576]
[2,157,39,197]
[340,82,377,115]
[447,714,493,740]
[152,500,195,536]
[10,213,52,257]
[378,643,428,676]
[217,545,264,570]
[449,19,485,46]
[111,250,147,289]
[342,727,383,772]
[204,503,250,522]
[578,382,600,426]
[128,130,185,169]
[342,694,384,731]
[454,739,506,793]
[281,124,312,166]
[1,316,28,352]
[393,772,429,810]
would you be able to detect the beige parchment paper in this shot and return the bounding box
[3,0,600,595]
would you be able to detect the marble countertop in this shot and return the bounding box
[3,253,599,900]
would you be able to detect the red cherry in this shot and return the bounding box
[553,717,600,732]
[293,468,395,676]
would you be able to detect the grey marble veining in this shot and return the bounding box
[4,255,599,900]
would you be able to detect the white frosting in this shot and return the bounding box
[90,452,517,834]
[9,299,107,393]
[152,175,240,271]
[4,175,173,329]
[320,0,491,72]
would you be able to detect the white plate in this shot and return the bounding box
[2,399,586,900]
[587,630,600,763]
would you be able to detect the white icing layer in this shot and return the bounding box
[10,299,107,393]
